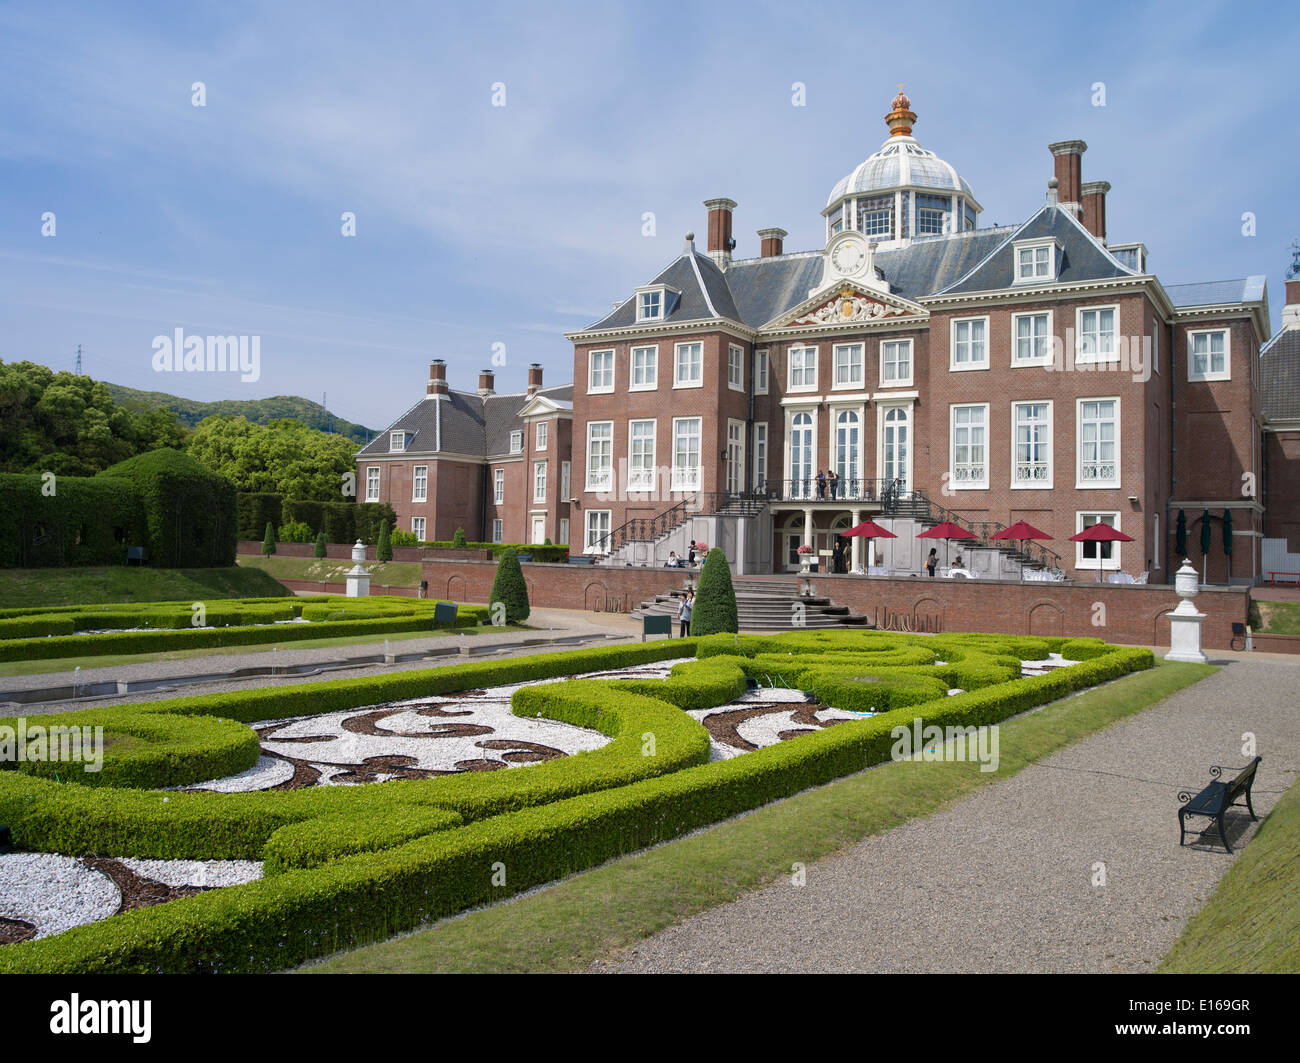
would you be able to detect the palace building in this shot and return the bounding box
[362,90,1298,583]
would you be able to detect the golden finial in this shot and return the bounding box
[886,85,915,137]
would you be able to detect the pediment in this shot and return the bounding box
[766,284,925,331]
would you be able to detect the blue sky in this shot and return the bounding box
[1,0,1296,430]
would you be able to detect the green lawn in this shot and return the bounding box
[0,566,287,609]
[237,555,421,587]
[303,660,1215,974]
[1249,598,1300,636]
[1160,772,1300,973]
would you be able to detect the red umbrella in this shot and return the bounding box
[842,519,897,574]
[917,520,976,570]
[1068,521,1134,581]
[991,521,1053,579]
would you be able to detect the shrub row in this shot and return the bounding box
[0,474,147,568]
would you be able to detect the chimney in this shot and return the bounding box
[426,359,448,399]
[477,369,495,397]
[1283,279,1300,330]
[1080,180,1110,243]
[758,227,787,258]
[1048,140,1087,217]
[704,198,737,269]
[527,363,543,396]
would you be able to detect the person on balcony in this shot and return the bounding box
[827,468,840,499]
[687,541,697,565]
[816,470,827,499]
[666,552,680,568]
[926,548,938,578]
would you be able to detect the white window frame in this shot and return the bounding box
[1076,396,1120,488]
[634,285,674,323]
[560,460,571,500]
[673,341,703,389]
[584,510,612,554]
[530,512,546,544]
[585,421,614,492]
[1013,238,1057,284]
[950,316,989,371]
[880,339,913,388]
[627,419,657,492]
[949,403,989,490]
[832,343,865,390]
[492,518,503,543]
[389,430,406,453]
[1011,310,1054,367]
[788,345,818,391]
[1075,511,1122,571]
[753,348,769,394]
[558,517,569,546]
[411,516,425,541]
[509,430,523,454]
[671,416,702,491]
[1187,327,1230,382]
[412,465,428,503]
[533,461,547,503]
[1076,304,1120,364]
[728,343,745,392]
[630,344,658,391]
[753,422,768,491]
[587,348,615,394]
[1011,400,1053,489]
[493,467,504,504]
[365,466,380,502]
[535,421,548,450]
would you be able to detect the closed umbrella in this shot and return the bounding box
[1223,509,1233,584]
[1069,521,1135,582]
[991,520,1054,579]
[1200,508,1213,585]
[1175,509,1188,559]
[842,518,897,574]
[917,520,977,571]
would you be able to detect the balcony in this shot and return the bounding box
[770,477,903,506]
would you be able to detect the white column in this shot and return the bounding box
[803,508,814,549]
[851,508,863,572]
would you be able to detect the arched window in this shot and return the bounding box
[835,410,859,497]
[883,406,910,493]
[790,412,813,498]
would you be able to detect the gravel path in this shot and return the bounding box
[596,657,1300,974]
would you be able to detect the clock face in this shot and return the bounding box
[831,237,867,276]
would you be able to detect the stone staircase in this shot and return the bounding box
[632,578,870,632]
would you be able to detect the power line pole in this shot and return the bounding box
[75,344,82,375]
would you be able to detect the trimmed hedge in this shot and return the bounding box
[236,493,283,542]
[0,473,148,568]
[0,632,1155,973]
[489,548,530,623]
[279,500,396,546]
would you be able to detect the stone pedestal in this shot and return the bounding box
[1164,559,1207,663]
[345,539,371,598]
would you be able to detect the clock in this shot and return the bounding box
[831,236,868,276]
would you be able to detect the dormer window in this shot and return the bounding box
[509,430,523,453]
[389,431,407,452]
[1014,239,1060,283]
[634,285,676,323]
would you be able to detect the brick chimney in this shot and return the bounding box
[477,369,495,397]
[704,197,737,269]
[758,227,787,258]
[426,359,448,399]
[1049,140,1086,218]
[1080,180,1110,243]
[1283,279,1300,330]
[527,363,543,396]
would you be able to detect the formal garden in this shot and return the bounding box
[0,627,1153,972]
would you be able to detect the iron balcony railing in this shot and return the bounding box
[773,477,904,508]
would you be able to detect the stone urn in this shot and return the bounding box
[345,539,372,598]
[1165,559,1207,663]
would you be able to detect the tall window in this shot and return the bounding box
[558,517,569,545]
[881,340,912,386]
[789,346,817,389]
[560,460,571,500]
[1013,312,1052,365]
[753,423,768,491]
[588,349,614,392]
[789,411,813,497]
[674,342,702,387]
[412,465,427,502]
[411,516,425,540]
[584,510,611,553]
[493,467,504,504]
[1078,399,1118,485]
[631,345,658,390]
[533,461,546,502]
[366,467,380,502]
[1078,306,1118,362]
[672,418,701,490]
[753,348,769,394]
[628,420,656,491]
[535,422,548,449]
[728,344,745,391]
[951,404,988,488]
[1189,329,1229,381]
[882,406,909,492]
[492,518,503,542]
[586,422,613,490]
[1076,512,1121,570]
[833,344,864,388]
[951,318,988,369]
[835,409,860,489]
[1013,402,1051,486]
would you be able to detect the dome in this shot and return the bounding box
[826,135,975,208]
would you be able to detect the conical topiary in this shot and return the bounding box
[262,521,276,556]
[691,547,737,635]
[452,527,468,547]
[489,546,530,623]
[377,519,393,562]
[314,531,327,558]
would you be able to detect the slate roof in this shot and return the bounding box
[1166,277,1268,308]
[1261,326,1300,422]
[356,383,572,460]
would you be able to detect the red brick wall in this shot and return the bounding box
[1264,430,1300,552]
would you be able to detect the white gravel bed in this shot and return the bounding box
[117,858,262,889]
[0,853,121,940]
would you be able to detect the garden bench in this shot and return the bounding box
[126,546,150,566]
[641,614,672,641]
[432,602,459,630]
[1178,756,1261,853]
[569,555,596,565]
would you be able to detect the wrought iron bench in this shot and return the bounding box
[432,602,459,630]
[1178,757,1261,853]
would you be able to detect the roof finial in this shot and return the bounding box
[885,85,916,137]
[1288,238,1300,280]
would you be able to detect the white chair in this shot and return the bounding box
[1133,571,1149,584]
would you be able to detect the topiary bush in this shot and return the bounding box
[314,531,328,558]
[452,527,468,547]
[236,492,283,542]
[489,547,530,623]
[0,473,146,568]
[262,521,276,555]
[376,519,393,561]
[691,547,738,635]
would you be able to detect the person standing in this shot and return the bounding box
[827,468,839,499]
[678,590,693,637]
[687,540,697,566]
[832,538,845,574]
[926,548,938,578]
